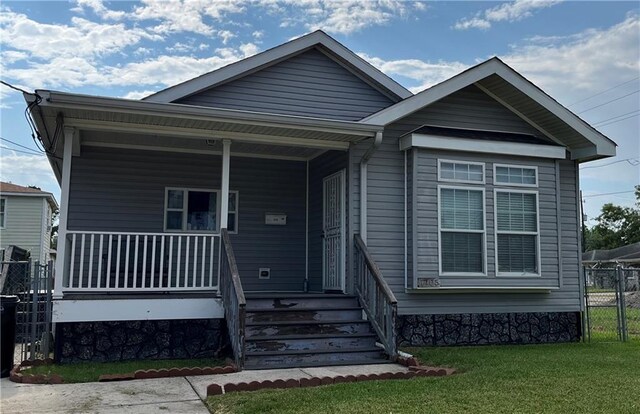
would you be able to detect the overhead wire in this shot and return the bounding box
[567,76,640,107]
[0,145,44,156]
[581,158,639,169]
[0,136,43,153]
[577,90,640,114]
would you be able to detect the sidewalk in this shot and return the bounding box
[0,363,409,413]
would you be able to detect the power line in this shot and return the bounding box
[0,137,43,154]
[595,113,640,129]
[0,145,45,156]
[592,109,640,126]
[581,158,639,169]
[568,76,640,107]
[582,190,636,198]
[0,80,33,95]
[577,90,640,114]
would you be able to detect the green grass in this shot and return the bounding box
[588,306,640,340]
[25,357,224,383]
[206,342,640,414]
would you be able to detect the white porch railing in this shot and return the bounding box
[63,231,220,292]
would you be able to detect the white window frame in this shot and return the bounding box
[438,159,486,184]
[0,197,6,229]
[493,188,541,277]
[163,187,239,234]
[437,184,487,277]
[493,164,538,188]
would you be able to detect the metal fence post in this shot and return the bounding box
[583,267,591,342]
[617,266,628,342]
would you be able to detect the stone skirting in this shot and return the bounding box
[397,312,580,347]
[55,319,230,363]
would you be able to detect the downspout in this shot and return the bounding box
[360,131,383,243]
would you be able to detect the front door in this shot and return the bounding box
[322,169,346,292]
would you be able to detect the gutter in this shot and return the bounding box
[360,131,383,242]
[37,90,383,137]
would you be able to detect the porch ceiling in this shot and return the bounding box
[81,130,325,160]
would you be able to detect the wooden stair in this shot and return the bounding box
[243,294,390,370]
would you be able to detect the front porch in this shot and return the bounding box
[58,146,348,296]
[31,91,397,369]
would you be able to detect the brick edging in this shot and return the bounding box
[207,364,456,396]
[9,359,237,384]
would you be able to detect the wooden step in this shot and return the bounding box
[245,295,359,310]
[245,320,373,337]
[245,307,362,323]
[245,333,377,353]
[244,348,388,370]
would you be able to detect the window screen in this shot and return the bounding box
[496,191,539,274]
[440,188,484,274]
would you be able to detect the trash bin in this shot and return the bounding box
[1,295,19,377]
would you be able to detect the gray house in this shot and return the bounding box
[25,31,616,368]
[0,182,58,264]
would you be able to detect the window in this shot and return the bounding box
[439,186,485,275]
[0,198,5,228]
[494,165,537,186]
[438,160,485,184]
[164,188,238,233]
[495,190,539,275]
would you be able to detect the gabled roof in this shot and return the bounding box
[144,30,412,103]
[0,181,58,209]
[361,57,617,161]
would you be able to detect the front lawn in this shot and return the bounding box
[24,357,224,383]
[207,342,640,414]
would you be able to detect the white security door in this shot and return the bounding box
[322,169,346,292]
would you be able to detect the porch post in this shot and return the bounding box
[53,127,75,299]
[220,139,231,229]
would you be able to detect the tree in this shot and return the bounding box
[584,186,640,251]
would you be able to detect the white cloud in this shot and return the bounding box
[454,0,562,31]
[72,0,127,20]
[501,13,640,102]
[129,0,246,35]
[0,153,58,197]
[122,90,157,100]
[0,11,161,61]
[4,43,260,91]
[218,29,236,45]
[358,54,469,93]
[271,0,417,35]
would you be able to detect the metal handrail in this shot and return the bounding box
[219,228,246,370]
[354,234,398,358]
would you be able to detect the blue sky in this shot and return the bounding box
[1,0,638,225]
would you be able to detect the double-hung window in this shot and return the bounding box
[494,164,540,276]
[495,190,540,275]
[0,198,6,228]
[164,188,238,233]
[438,186,486,275]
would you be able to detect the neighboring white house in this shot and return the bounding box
[0,181,58,264]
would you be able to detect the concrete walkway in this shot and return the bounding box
[0,363,409,413]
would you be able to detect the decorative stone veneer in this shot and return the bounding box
[397,312,580,346]
[56,319,230,363]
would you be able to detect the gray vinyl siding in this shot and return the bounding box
[351,86,582,315]
[67,146,306,291]
[175,48,395,121]
[308,151,349,292]
[0,196,47,263]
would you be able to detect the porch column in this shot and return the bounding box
[220,139,231,229]
[53,127,76,299]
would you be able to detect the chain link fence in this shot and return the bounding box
[1,259,54,362]
[584,267,640,342]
